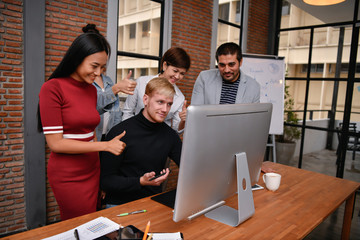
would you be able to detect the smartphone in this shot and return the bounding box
[149,172,166,181]
[119,225,144,239]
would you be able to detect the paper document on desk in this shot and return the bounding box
[152,232,183,240]
[42,216,120,240]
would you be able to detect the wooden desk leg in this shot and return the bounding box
[341,192,356,240]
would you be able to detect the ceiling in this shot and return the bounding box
[287,0,359,24]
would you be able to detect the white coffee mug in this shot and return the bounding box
[262,173,281,191]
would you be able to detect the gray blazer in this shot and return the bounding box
[191,69,260,105]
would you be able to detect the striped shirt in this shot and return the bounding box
[220,77,241,104]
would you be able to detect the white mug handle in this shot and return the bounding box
[262,174,266,183]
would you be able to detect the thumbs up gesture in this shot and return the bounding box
[106,131,126,155]
[177,100,187,131]
[179,100,187,122]
[114,71,137,95]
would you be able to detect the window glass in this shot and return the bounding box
[117,0,163,83]
[142,20,150,37]
[117,0,161,55]
[341,63,360,74]
[217,22,240,48]
[219,3,230,22]
[306,80,337,120]
[278,28,310,79]
[281,0,290,16]
[235,1,241,22]
[278,0,359,179]
[129,23,136,39]
[301,64,324,73]
[285,80,305,120]
[217,0,242,50]
[351,82,360,122]
[140,68,148,76]
[278,28,310,48]
[350,32,360,122]
[219,0,242,24]
[117,56,159,82]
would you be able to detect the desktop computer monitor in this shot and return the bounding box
[172,103,272,226]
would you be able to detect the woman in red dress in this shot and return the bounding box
[38,26,126,220]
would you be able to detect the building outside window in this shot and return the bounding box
[117,0,164,85]
[278,1,360,122]
[301,64,324,73]
[340,63,360,73]
[281,0,290,16]
[140,68,148,76]
[129,23,136,39]
[219,3,230,21]
[217,0,243,49]
[142,20,150,37]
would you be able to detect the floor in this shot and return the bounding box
[279,149,360,240]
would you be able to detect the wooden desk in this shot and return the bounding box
[5,162,360,240]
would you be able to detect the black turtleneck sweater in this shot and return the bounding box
[100,110,182,205]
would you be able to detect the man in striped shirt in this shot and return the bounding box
[191,42,260,105]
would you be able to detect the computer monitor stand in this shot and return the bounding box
[204,152,255,227]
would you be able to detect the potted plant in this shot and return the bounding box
[276,84,301,164]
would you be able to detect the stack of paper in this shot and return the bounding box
[151,232,183,240]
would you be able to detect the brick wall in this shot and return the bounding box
[171,0,214,103]
[44,0,108,223]
[0,0,110,235]
[164,0,214,191]
[247,0,270,54]
[0,0,26,235]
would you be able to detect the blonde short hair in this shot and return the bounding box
[145,77,175,98]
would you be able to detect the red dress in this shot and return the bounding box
[39,77,100,220]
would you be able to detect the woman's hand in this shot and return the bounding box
[179,100,187,122]
[178,100,187,131]
[113,71,137,95]
[106,131,126,155]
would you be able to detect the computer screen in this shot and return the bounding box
[172,103,272,226]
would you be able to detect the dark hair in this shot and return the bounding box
[38,24,110,132]
[215,42,242,63]
[82,23,100,34]
[48,24,110,80]
[160,47,191,72]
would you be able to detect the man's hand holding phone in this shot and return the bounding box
[140,168,171,186]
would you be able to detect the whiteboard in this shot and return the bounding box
[241,54,285,135]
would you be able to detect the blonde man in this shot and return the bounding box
[100,78,182,207]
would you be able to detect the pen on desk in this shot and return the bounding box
[74,229,80,240]
[117,209,147,217]
[142,221,150,240]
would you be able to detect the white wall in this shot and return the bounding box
[294,119,329,157]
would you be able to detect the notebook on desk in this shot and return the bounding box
[151,189,176,209]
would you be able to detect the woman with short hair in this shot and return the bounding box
[122,47,191,132]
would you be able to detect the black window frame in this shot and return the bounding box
[274,0,360,178]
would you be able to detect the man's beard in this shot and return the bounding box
[222,71,240,83]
